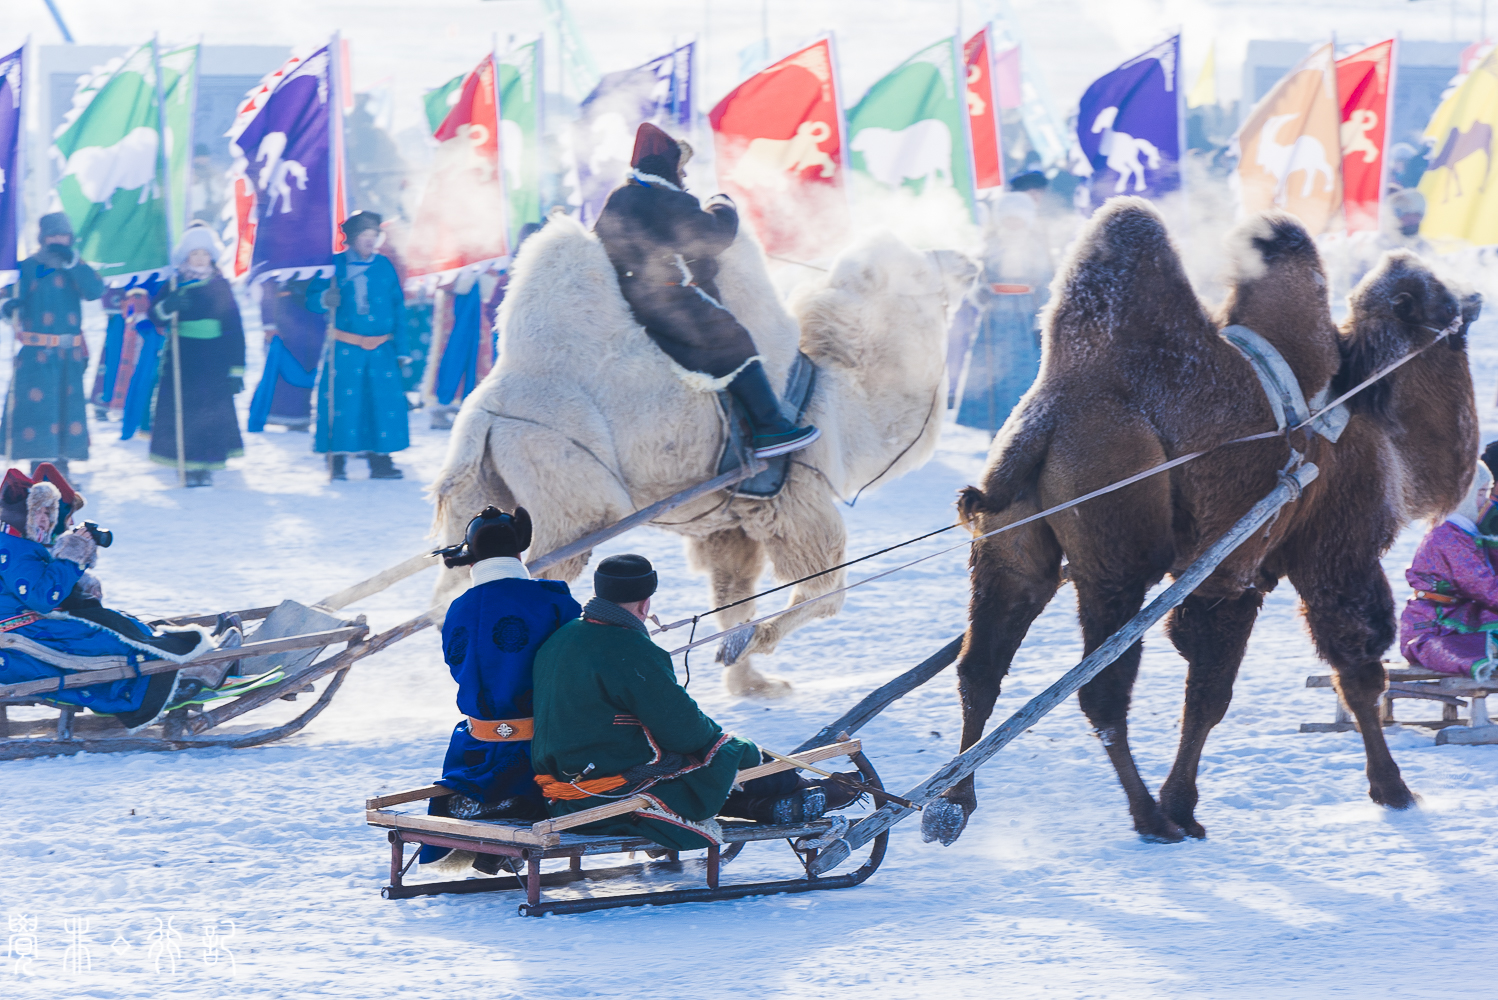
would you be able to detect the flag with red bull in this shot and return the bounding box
[709,37,849,260]
[964,28,1004,191]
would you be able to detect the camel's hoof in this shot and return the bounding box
[717,626,756,666]
[1371,782,1419,810]
[1134,810,1186,844]
[921,799,969,846]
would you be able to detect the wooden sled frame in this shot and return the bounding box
[1300,664,1498,745]
[367,738,891,916]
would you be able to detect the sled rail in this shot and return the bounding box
[0,625,368,700]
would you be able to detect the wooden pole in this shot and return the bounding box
[807,462,1322,877]
[168,277,186,487]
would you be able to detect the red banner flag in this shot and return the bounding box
[407,55,508,278]
[964,27,1004,190]
[1337,39,1395,233]
[709,38,849,260]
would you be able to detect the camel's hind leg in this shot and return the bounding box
[683,528,786,698]
[1158,589,1264,839]
[925,496,1061,846]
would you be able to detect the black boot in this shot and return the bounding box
[724,786,828,825]
[726,361,820,458]
[368,453,404,479]
[184,469,211,487]
[329,454,347,481]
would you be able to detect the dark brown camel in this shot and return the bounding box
[930,198,1480,845]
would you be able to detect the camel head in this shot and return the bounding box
[791,232,976,496]
[1337,249,1481,521]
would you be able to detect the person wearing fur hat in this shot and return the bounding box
[304,210,410,480]
[1401,462,1498,681]
[0,212,104,475]
[530,553,856,852]
[420,506,581,868]
[0,463,241,731]
[593,123,819,459]
[148,223,246,487]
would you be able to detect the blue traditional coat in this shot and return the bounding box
[434,560,581,805]
[306,252,410,455]
[0,532,170,717]
[0,251,104,460]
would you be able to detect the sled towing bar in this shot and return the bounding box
[806,462,1320,877]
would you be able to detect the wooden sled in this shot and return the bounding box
[1300,663,1498,745]
[368,738,890,916]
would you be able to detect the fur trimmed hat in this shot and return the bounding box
[0,463,85,543]
[631,123,682,182]
[172,220,225,269]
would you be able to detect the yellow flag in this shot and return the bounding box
[1234,43,1344,234]
[1420,49,1498,244]
[1187,43,1216,109]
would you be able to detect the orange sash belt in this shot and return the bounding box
[1415,590,1457,605]
[331,328,393,350]
[19,331,81,348]
[466,716,534,742]
[535,773,629,801]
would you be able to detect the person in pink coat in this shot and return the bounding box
[1400,462,1498,682]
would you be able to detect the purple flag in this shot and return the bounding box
[0,45,22,283]
[1076,35,1180,208]
[228,46,339,283]
[573,42,694,226]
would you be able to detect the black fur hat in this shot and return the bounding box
[443,506,532,567]
[594,554,657,604]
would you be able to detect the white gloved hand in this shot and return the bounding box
[52,526,97,570]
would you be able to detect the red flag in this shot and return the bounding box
[1336,39,1395,233]
[407,55,508,278]
[964,27,1004,190]
[709,38,848,260]
[231,176,257,279]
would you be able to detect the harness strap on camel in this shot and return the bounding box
[1219,325,1350,442]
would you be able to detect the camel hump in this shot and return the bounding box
[1223,211,1320,284]
[1046,196,1208,356]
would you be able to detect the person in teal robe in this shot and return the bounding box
[0,213,103,474]
[305,211,409,480]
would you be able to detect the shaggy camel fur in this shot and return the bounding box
[934,197,1479,844]
[428,215,976,696]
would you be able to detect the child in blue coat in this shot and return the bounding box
[422,505,580,865]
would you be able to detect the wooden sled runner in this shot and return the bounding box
[368,737,888,917]
[1300,664,1498,745]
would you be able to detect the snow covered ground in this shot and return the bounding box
[1,277,1497,999]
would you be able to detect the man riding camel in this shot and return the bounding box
[594,123,819,459]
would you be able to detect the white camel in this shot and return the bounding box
[428,217,976,696]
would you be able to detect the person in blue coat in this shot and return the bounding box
[420,505,581,867]
[305,211,410,480]
[0,465,240,731]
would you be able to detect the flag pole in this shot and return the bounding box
[152,35,187,486]
[5,39,30,467]
[325,33,344,481]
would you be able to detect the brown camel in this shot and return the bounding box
[929,197,1480,845]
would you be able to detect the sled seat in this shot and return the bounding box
[366,737,891,916]
[1300,662,1498,745]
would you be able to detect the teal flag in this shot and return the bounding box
[51,41,197,283]
[424,72,465,135]
[499,42,542,244]
[847,37,975,216]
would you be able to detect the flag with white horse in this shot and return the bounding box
[1075,34,1180,209]
[1233,42,1343,235]
[0,44,22,285]
[846,36,975,218]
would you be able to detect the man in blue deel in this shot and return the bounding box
[306,210,410,481]
[421,505,581,870]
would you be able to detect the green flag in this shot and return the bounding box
[51,41,197,283]
[424,73,466,134]
[499,41,542,244]
[846,37,975,216]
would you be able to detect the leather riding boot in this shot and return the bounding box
[726,361,821,459]
[329,454,348,481]
[368,453,404,480]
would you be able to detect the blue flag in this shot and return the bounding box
[228,46,342,283]
[0,45,23,284]
[1076,35,1180,207]
[572,42,693,226]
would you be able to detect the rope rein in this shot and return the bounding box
[652,314,1464,658]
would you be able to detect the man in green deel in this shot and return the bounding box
[531,554,851,850]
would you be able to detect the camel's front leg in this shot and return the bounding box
[682,528,786,697]
[745,497,849,661]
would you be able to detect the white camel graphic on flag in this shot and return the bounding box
[1091,107,1160,193]
[1257,112,1335,199]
